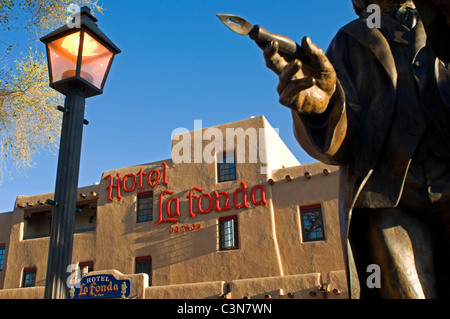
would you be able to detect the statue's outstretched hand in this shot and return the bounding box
[263,37,337,115]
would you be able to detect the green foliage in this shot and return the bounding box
[0,51,61,177]
[0,0,103,33]
[0,1,103,182]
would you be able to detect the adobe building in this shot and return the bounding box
[0,116,347,299]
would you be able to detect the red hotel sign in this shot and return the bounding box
[103,162,268,225]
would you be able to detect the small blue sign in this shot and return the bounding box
[69,274,131,299]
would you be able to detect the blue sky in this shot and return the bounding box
[0,0,356,213]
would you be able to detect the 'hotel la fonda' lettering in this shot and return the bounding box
[104,163,268,226]
[0,116,347,299]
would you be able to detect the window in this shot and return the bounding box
[300,204,325,242]
[22,267,36,287]
[135,256,152,286]
[79,261,94,276]
[0,244,5,271]
[219,216,239,250]
[137,192,153,223]
[217,151,236,183]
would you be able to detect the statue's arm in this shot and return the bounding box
[291,79,350,165]
[290,30,360,165]
[261,28,363,166]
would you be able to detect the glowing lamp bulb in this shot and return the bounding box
[61,32,103,57]
[61,32,80,56]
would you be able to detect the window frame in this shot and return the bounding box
[22,267,37,288]
[300,204,325,242]
[219,215,239,251]
[217,150,236,183]
[135,256,152,286]
[137,191,153,223]
[0,244,5,271]
[79,261,94,275]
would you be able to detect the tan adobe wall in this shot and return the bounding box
[0,270,348,299]
[269,163,344,277]
[0,116,346,298]
[1,185,99,289]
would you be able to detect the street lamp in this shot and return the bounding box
[40,6,120,299]
[41,6,120,98]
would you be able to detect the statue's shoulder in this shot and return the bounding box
[332,18,387,51]
[339,18,373,38]
[327,19,366,51]
[328,18,397,88]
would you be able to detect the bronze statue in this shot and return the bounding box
[260,0,450,298]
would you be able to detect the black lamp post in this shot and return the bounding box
[40,6,120,299]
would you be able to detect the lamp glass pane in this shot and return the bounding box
[47,31,81,83]
[80,32,113,89]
